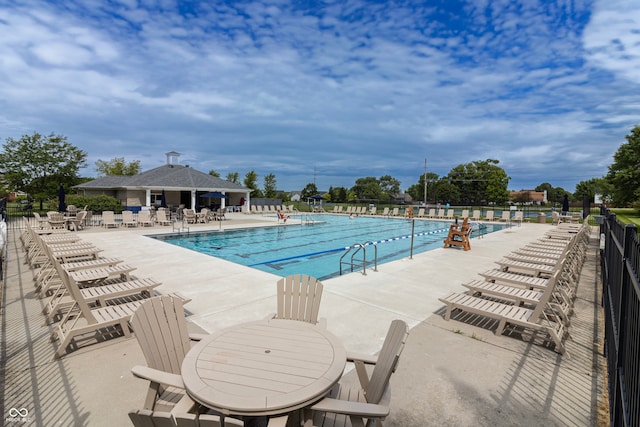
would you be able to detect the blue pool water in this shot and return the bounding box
[151,215,505,280]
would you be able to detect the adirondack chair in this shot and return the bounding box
[182,208,197,224]
[67,210,87,231]
[310,319,409,427]
[267,274,325,327]
[130,295,207,412]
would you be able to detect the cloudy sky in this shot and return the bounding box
[1,0,639,193]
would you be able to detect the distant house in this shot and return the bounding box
[289,191,302,202]
[509,189,547,205]
[74,152,252,212]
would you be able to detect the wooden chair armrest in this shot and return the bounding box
[266,415,289,427]
[131,365,184,389]
[189,333,208,341]
[310,397,389,418]
[346,351,378,365]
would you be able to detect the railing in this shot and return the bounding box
[600,206,640,427]
[339,241,378,276]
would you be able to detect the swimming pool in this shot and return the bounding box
[151,215,505,280]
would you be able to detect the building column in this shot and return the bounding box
[145,189,151,207]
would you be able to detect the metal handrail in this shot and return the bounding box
[339,241,378,276]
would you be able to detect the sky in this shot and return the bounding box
[1,0,639,194]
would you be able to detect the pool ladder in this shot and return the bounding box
[339,241,378,276]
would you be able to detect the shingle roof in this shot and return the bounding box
[75,165,250,192]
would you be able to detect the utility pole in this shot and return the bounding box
[423,158,427,206]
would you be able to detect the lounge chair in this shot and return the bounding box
[439,270,568,353]
[461,209,469,219]
[33,212,50,229]
[391,207,400,216]
[129,296,205,412]
[50,269,147,358]
[446,209,454,219]
[513,211,524,225]
[437,209,445,219]
[137,210,154,227]
[381,207,389,216]
[44,267,160,325]
[498,211,511,222]
[484,211,495,221]
[156,209,172,226]
[417,208,425,218]
[427,208,436,218]
[310,320,409,427]
[101,211,119,228]
[471,210,481,221]
[267,274,325,326]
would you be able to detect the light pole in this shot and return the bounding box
[423,158,427,206]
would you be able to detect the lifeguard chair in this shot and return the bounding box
[443,217,472,251]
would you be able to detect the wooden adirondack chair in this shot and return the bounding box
[310,319,409,427]
[130,296,207,412]
[128,408,245,427]
[269,274,324,326]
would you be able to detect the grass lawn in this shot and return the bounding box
[610,208,640,228]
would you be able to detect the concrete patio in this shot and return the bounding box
[1,213,607,426]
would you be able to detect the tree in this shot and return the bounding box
[350,177,382,201]
[301,183,318,200]
[447,159,510,205]
[95,157,141,176]
[0,132,87,207]
[208,169,220,177]
[407,172,439,203]
[574,178,613,204]
[378,175,400,201]
[263,173,277,198]
[606,125,640,206]
[226,172,239,184]
[244,170,262,197]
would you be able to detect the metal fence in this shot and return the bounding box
[600,206,640,427]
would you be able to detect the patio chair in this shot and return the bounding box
[461,209,469,219]
[47,211,66,229]
[67,210,87,231]
[101,211,119,228]
[471,210,481,221]
[427,208,436,218]
[438,267,569,354]
[33,212,50,229]
[137,210,154,227]
[498,211,511,222]
[310,319,409,427]
[122,210,138,227]
[130,295,207,412]
[183,209,197,224]
[267,274,325,326]
[156,209,172,226]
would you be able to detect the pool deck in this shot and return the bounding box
[2,213,606,426]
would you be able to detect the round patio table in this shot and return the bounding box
[181,318,346,416]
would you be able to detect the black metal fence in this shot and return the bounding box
[600,206,640,427]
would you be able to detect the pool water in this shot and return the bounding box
[151,215,504,280]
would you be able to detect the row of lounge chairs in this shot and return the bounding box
[248,204,296,214]
[329,206,525,222]
[127,274,410,427]
[19,222,186,359]
[438,221,590,354]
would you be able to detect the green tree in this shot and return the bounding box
[95,157,141,176]
[0,132,87,207]
[263,173,277,198]
[350,176,382,201]
[407,172,439,203]
[379,175,400,201]
[574,178,613,204]
[448,159,510,205]
[208,169,220,177]
[244,170,262,197]
[433,178,460,205]
[226,172,239,184]
[606,125,640,206]
[301,183,318,200]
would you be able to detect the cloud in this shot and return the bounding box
[0,0,638,194]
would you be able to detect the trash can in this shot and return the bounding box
[538,213,547,224]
